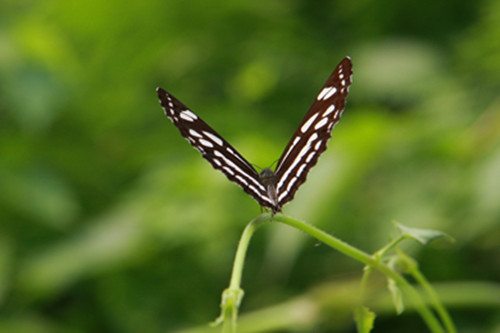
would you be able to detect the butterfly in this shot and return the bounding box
[157,57,352,213]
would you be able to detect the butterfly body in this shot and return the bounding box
[157,57,352,213]
[258,168,279,212]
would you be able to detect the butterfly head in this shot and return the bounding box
[258,168,276,186]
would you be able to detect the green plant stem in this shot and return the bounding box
[375,235,406,258]
[359,236,405,305]
[397,250,457,333]
[272,213,446,333]
[359,265,373,301]
[228,214,269,289]
[413,270,456,333]
[214,214,270,332]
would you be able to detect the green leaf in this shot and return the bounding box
[394,222,455,245]
[354,306,376,333]
[388,278,405,314]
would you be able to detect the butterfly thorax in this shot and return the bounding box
[259,168,279,210]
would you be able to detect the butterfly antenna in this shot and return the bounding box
[270,159,279,170]
[251,163,264,172]
[252,159,278,172]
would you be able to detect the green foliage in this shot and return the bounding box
[387,277,404,315]
[354,306,376,333]
[208,215,456,332]
[1,0,500,332]
[395,222,454,245]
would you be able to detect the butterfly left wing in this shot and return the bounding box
[274,57,353,208]
[157,88,276,208]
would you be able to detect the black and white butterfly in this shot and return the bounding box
[157,57,352,213]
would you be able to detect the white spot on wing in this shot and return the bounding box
[235,175,248,186]
[296,164,307,177]
[314,117,328,130]
[278,190,288,202]
[199,139,214,148]
[314,140,321,150]
[306,151,315,163]
[323,87,337,100]
[203,131,224,146]
[317,86,334,100]
[323,104,336,117]
[300,112,319,133]
[223,166,235,175]
[286,176,298,193]
[180,110,197,121]
[189,129,202,138]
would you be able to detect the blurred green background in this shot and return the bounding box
[1,0,499,332]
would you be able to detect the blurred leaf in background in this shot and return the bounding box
[0,0,499,332]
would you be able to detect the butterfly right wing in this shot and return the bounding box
[274,57,353,208]
[157,88,275,208]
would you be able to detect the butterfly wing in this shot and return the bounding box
[274,57,353,207]
[157,88,275,208]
